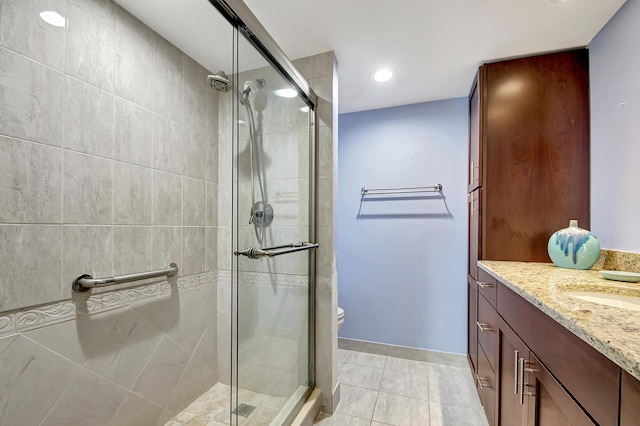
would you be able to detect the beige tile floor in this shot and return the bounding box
[166,348,488,426]
[314,349,488,426]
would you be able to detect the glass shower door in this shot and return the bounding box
[230,32,316,425]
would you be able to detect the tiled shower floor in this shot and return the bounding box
[165,332,303,426]
[166,347,487,426]
[164,382,286,425]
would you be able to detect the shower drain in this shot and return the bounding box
[232,403,256,418]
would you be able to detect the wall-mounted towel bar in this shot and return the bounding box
[360,184,443,196]
[72,263,179,292]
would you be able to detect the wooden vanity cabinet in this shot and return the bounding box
[499,316,595,426]
[467,49,591,415]
[621,371,640,426]
[472,277,622,426]
[498,282,619,426]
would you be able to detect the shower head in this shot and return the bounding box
[207,71,231,93]
[242,81,256,99]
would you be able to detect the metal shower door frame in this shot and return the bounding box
[207,0,319,424]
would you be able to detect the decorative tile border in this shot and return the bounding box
[216,270,308,288]
[15,301,76,332]
[0,313,14,337]
[2,272,215,334]
[0,269,267,338]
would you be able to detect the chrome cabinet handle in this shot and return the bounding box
[476,321,492,332]
[519,357,526,404]
[470,160,479,185]
[514,350,520,395]
[234,242,319,259]
[476,374,490,389]
[478,281,494,289]
[519,358,537,404]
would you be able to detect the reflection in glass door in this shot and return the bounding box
[230,30,316,425]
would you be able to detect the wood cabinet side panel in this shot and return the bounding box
[621,370,640,426]
[468,277,479,373]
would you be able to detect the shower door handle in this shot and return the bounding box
[234,242,319,259]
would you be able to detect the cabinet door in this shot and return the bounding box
[621,370,640,426]
[498,318,529,426]
[468,188,481,279]
[468,71,482,193]
[468,277,478,375]
[482,49,590,263]
[528,353,595,426]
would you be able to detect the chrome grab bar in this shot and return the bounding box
[73,263,179,292]
[234,242,319,259]
[361,184,442,196]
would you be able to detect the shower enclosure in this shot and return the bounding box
[220,2,319,423]
[0,0,320,423]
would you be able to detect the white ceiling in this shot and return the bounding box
[116,0,626,114]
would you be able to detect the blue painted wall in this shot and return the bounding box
[337,98,468,354]
[590,0,640,252]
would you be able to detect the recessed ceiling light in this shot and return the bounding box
[274,88,298,98]
[550,0,568,3]
[40,10,66,27]
[373,68,394,83]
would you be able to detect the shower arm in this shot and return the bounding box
[234,242,319,259]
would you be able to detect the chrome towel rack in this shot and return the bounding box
[360,184,443,196]
[73,263,179,292]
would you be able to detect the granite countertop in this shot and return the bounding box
[478,260,640,381]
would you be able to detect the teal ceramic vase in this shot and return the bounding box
[547,220,600,270]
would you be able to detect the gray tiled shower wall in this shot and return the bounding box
[0,0,338,423]
[0,0,221,424]
[0,0,221,311]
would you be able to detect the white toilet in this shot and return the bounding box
[337,307,345,331]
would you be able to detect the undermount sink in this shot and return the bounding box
[566,292,640,312]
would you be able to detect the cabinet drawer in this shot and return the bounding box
[477,293,498,372]
[477,268,497,307]
[498,282,619,426]
[477,343,496,426]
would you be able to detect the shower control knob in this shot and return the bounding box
[250,201,274,227]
